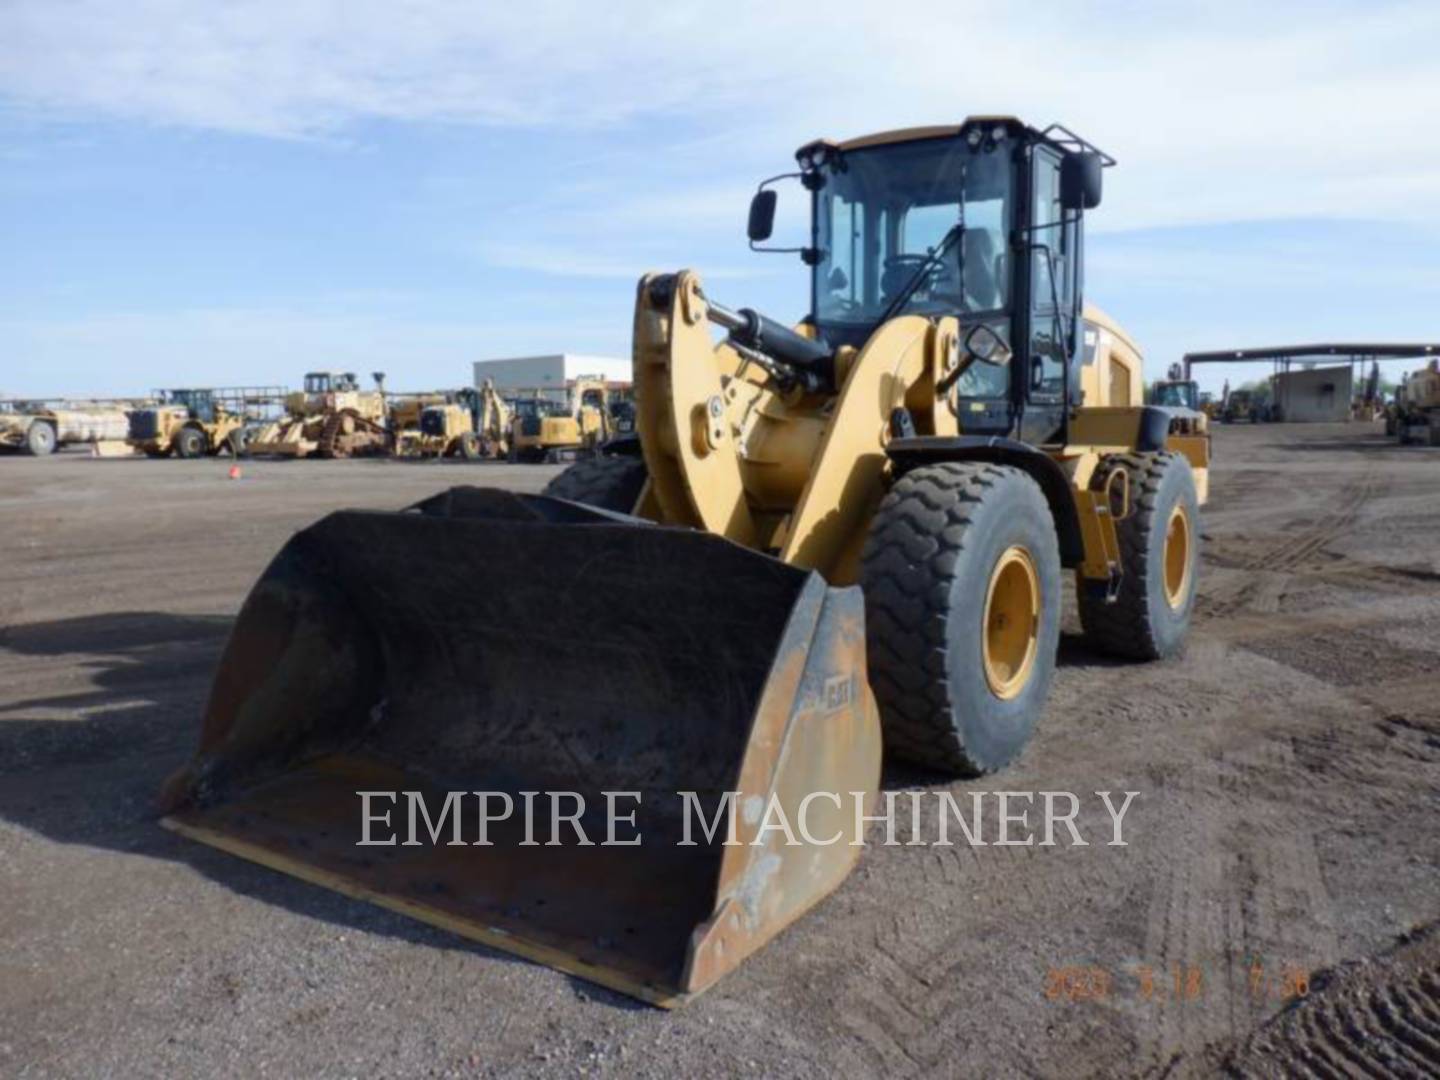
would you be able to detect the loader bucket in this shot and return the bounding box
[161,487,880,1006]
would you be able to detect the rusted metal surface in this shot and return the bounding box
[163,487,880,1004]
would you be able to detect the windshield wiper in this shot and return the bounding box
[878,222,966,325]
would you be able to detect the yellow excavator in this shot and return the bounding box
[507,375,614,461]
[161,118,1209,1006]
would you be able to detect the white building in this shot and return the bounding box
[1273,364,1353,422]
[473,354,629,401]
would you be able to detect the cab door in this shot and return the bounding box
[1019,146,1079,445]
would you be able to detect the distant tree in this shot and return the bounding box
[1236,378,1273,403]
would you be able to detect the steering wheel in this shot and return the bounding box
[881,254,939,301]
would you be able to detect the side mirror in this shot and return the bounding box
[748,189,777,242]
[1060,152,1103,211]
[964,323,1013,368]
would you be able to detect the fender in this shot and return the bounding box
[884,435,1086,568]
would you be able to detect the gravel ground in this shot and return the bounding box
[1,424,1437,1077]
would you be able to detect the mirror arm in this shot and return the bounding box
[749,171,816,256]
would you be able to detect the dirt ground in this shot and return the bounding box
[2,424,1437,1078]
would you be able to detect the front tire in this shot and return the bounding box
[860,462,1062,775]
[25,422,56,456]
[174,426,206,459]
[1078,452,1199,660]
[543,455,648,513]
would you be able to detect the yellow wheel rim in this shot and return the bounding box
[1163,504,1192,610]
[982,545,1041,700]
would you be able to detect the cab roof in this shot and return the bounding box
[796,118,1113,166]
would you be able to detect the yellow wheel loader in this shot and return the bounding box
[1149,363,1201,412]
[249,372,390,458]
[126,388,249,458]
[161,118,1209,1006]
[1395,361,1440,445]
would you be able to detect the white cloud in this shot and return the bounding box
[4,2,1440,229]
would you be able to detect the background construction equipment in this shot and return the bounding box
[0,400,132,455]
[507,375,614,461]
[249,372,390,458]
[126,387,285,458]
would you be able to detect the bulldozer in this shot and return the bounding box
[161,118,1209,1006]
[127,388,249,458]
[507,375,614,461]
[248,372,390,458]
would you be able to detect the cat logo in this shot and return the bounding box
[822,674,854,714]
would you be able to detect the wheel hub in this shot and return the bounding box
[982,545,1040,700]
[1163,504,1192,610]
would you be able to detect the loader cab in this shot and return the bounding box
[303,372,361,395]
[1150,380,1200,411]
[776,119,1108,445]
[167,388,218,422]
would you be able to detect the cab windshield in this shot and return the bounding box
[512,399,566,420]
[1152,382,1198,409]
[812,135,1015,396]
[814,138,1014,318]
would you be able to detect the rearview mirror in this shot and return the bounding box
[748,190,777,242]
[964,324,1013,368]
[1060,152,1103,211]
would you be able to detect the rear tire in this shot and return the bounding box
[25,422,56,456]
[458,432,482,460]
[859,462,1062,776]
[1078,452,1199,660]
[174,426,206,459]
[543,455,648,514]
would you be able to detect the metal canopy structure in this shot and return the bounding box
[1183,343,1440,381]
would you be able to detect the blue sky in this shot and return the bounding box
[2,1,1438,397]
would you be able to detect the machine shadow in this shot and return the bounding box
[0,611,576,994]
[1264,434,1420,454]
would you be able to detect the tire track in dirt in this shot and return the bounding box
[1198,466,1378,622]
[814,836,1136,1075]
[1211,925,1440,1077]
[1136,730,1344,1072]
